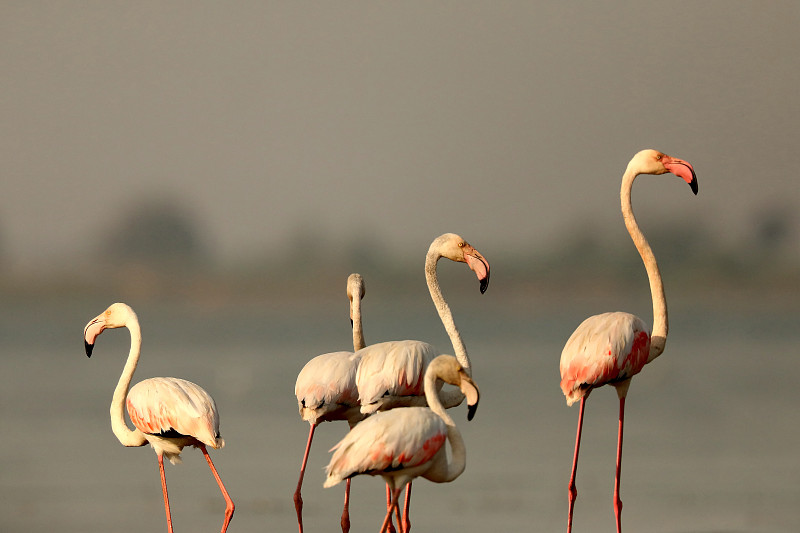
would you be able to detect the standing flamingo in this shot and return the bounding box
[354,232,490,531]
[293,273,367,533]
[559,150,698,533]
[325,355,480,533]
[83,302,235,533]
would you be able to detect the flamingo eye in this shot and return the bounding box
[656,154,662,161]
[458,242,464,248]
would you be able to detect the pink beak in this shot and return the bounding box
[462,245,490,294]
[663,155,698,195]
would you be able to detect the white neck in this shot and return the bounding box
[111,320,147,447]
[424,370,467,482]
[621,168,668,362]
[351,295,365,351]
[425,249,471,376]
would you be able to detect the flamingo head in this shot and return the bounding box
[628,149,698,195]
[346,273,365,324]
[430,233,491,294]
[83,302,137,357]
[428,355,481,421]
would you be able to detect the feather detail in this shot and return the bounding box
[559,312,650,406]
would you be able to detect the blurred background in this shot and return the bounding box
[1,2,798,532]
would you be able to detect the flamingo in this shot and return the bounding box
[83,303,235,533]
[559,150,698,533]
[293,273,367,533]
[324,354,480,533]
[354,232,490,531]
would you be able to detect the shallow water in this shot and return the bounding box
[1,289,798,533]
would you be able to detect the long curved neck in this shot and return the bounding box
[111,320,147,447]
[351,295,365,351]
[424,372,467,482]
[425,251,471,376]
[621,169,667,362]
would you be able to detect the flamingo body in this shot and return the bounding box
[355,340,439,415]
[325,407,447,483]
[559,312,650,406]
[126,377,224,464]
[296,351,363,426]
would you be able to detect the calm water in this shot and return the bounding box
[1,288,798,533]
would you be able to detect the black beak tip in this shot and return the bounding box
[85,341,93,358]
[479,276,489,294]
[467,403,478,421]
[690,177,698,195]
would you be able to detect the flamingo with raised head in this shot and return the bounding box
[293,273,366,533]
[83,302,234,533]
[559,150,698,533]
[325,355,480,533]
[354,232,489,532]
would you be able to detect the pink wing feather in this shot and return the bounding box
[355,341,438,407]
[295,350,362,424]
[559,312,650,406]
[126,377,223,449]
[324,407,447,487]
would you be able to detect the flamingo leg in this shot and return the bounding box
[614,397,626,533]
[567,396,587,533]
[385,484,397,533]
[294,423,317,533]
[380,487,403,533]
[340,478,351,533]
[157,454,175,533]
[200,445,235,533]
[401,482,412,533]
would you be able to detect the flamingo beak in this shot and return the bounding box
[83,316,105,358]
[459,373,481,421]
[463,245,491,294]
[663,156,698,195]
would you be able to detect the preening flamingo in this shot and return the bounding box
[353,232,489,532]
[83,302,235,533]
[559,150,698,533]
[293,273,367,533]
[325,355,480,533]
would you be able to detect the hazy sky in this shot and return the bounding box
[3,2,799,270]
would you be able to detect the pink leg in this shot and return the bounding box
[401,482,412,533]
[340,478,352,533]
[385,484,397,533]
[157,454,175,533]
[294,423,317,533]
[567,397,587,533]
[200,445,235,533]
[379,487,403,533]
[614,397,626,533]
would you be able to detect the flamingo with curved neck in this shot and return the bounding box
[353,233,488,532]
[559,149,698,533]
[356,232,489,415]
[83,302,234,533]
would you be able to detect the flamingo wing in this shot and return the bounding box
[324,407,447,487]
[127,377,223,448]
[355,341,438,408]
[559,312,650,405]
[295,350,361,421]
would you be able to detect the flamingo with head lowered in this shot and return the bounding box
[353,232,490,532]
[325,354,480,533]
[293,273,366,533]
[83,302,235,533]
[559,149,698,533]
